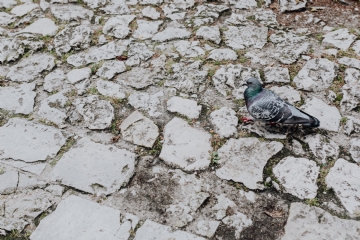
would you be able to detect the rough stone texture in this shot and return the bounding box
[160,117,212,171]
[326,158,360,217]
[44,69,66,92]
[209,107,238,138]
[195,220,220,238]
[222,212,253,238]
[52,138,135,195]
[96,60,126,80]
[72,96,114,130]
[216,138,283,189]
[0,36,43,63]
[273,157,319,199]
[196,26,220,44]
[6,53,55,82]
[11,3,38,16]
[31,195,139,240]
[340,68,360,112]
[83,0,106,8]
[0,83,36,114]
[349,138,360,163]
[103,15,135,39]
[17,18,58,36]
[338,57,360,70]
[67,68,91,84]
[133,20,162,40]
[229,0,257,9]
[54,25,92,55]
[0,118,66,162]
[207,49,237,61]
[194,4,229,18]
[96,80,126,99]
[166,96,202,119]
[0,0,16,8]
[128,90,164,117]
[174,40,205,58]
[279,0,307,13]
[224,26,268,50]
[282,202,360,239]
[120,111,159,148]
[301,97,341,132]
[303,134,339,163]
[37,90,68,126]
[50,4,94,22]
[125,42,154,66]
[152,27,191,42]
[293,58,338,92]
[269,86,300,104]
[100,0,130,14]
[322,29,357,50]
[0,166,18,194]
[264,67,290,83]
[0,12,15,26]
[67,41,126,67]
[353,40,360,56]
[117,67,156,89]
[142,6,160,19]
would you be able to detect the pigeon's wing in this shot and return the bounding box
[248,89,315,124]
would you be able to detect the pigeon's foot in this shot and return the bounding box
[240,117,254,124]
[265,122,280,127]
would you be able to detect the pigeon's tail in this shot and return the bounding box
[307,116,320,128]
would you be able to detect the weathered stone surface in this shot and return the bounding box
[0,0,16,8]
[72,96,114,130]
[229,0,257,9]
[167,96,202,119]
[45,185,64,197]
[128,90,164,117]
[254,9,278,26]
[224,26,268,50]
[133,20,162,40]
[96,80,126,99]
[269,86,300,104]
[0,36,44,63]
[152,27,191,42]
[18,172,47,190]
[125,42,154,66]
[264,67,290,83]
[67,42,126,67]
[301,97,341,132]
[350,138,360,163]
[0,216,27,232]
[17,18,57,36]
[134,220,206,240]
[44,69,66,92]
[38,90,68,126]
[326,158,360,217]
[0,83,36,114]
[96,60,126,80]
[303,134,339,163]
[195,220,220,238]
[216,138,283,189]
[0,12,15,26]
[340,68,360,112]
[52,138,135,195]
[270,31,310,64]
[209,107,238,138]
[31,195,138,240]
[196,26,220,44]
[293,58,338,92]
[279,0,306,13]
[322,29,357,50]
[6,53,55,82]
[273,156,319,199]
[51,4,94,22]
[353,40,360,56]
[120,111,159,148]
[338,57,360,70]
[54,25,92,55]
[0,166,18,194]
[207,49,237,61]
[83,0,106,8]
[174,40,205,58]
[160,117,211,171]
[242,121,287,139]
[282,202,360,239]
[194,4,229,18]
[222,212,253,238]
[0,118,66,162]
[100,0,130,14]
[142,6,160,19]
[11,3,38,16]
[67,68,91,84]
[103,15,135,39]
[117,67,156,89]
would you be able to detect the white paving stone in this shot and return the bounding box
[273,156,319,199]
[293,58,338,92]
[0,36,44,63]
[11,3,38,16]
[18,172,47,190]
[229,0,257,9]
[0,166,18,194]
[31,195,138,240]
[125,42,154,66]
[142,6,160,19]
[338,57,360,70]
[269,86,300,104]
[134,220,206,240]
[67,68,91,84]
[83,0,106,8]
[72,96,114,130]
[100,0,130,14]
[279,0,306,12]
[352,40,360,57]
[128,90,164,117]
[207,49,237,61]
[326,158,360,217]
[133,20,162,40]
[322,29,357,50]
[0,0,16,8]
[52,138,135,195]
[300,97,341,132]
[349,138,360,163]
[0,118,66,162]
[96,60,126,80]
[174,40,205,58]
[117,67,157,89]
[6,53,55,82]
[303,134,339,163]
[167,96,201,119]
[196,26,220,44]
[340,68,360,112]
[222,212,253,238]
[120,111,159,148]
[0,12,15,26]
[224,26,268,50]
[96,80,126,99]
[67,42,126,67]
[160,117,212,171]
[103,15,135,39]
[51,4,94,22]
[209,107,238,138]
[195,220,220,238]
[44,69,67,92]
[54,25,92,55]
[37,90,69,126]
[194,4,229,18]
[45,185,64,197]
[152,27,191,42]
[17,18,58,36]
[0,83,36,114]
[264,67,290,83]
[282,202,360,239]
[0,216,27,232]
[216,138,283,189]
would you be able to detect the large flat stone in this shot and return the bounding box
[37,90,69,126]
[54,25,92,55]
[51,4,94,22]
[100,0,130,14]
[96,60,126,80]
[224,26,268,50]
[264,67,290,83]
[133,20,162,40]
[17,18,58,36]
[216,138,283,189]
[128,90,164,117]
[96,80,126,99]
[0,83,36,114]
[0,118,66,162]
[340,68,360,112]
[51,138,135,195]
[322,29,357,50]
[303,134,338,163]
[0,166,18,194]
[166,96,202,119]
[209,107,238,138]
[103,15,135,39]
[160,117,212,171]
[152,27,191,42]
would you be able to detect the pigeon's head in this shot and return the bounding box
[244,78,262,90]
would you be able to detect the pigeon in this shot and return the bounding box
[243,78,320,127]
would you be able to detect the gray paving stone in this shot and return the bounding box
[0,83,36,114]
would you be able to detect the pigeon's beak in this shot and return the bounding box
[242,83,248,86]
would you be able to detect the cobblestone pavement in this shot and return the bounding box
[1,0,360,239]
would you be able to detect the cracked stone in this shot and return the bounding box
[293,58,338,92]
[338,57,360,70]
[269,86,300,104]
[17,172,47,190]
[45,185,64,197]
[44,69,67,92]
[196,26,220,44]
[72,96,114,129]
[0,83,36,114]
[128,90,164,117]
[96,79,126,99]
[264,67,290,83]
[37,90,69,126]
[152,27,191,42]
[174,40,205,58]
[0,217,27,232]
[0,12,15,26]
[213,194,236,220]
[0,36,44,63]
[279,0,307,13]
[195,220,220,238]
[209,107,238,138]
[254,9,278,26]
[6,53,55,82]
[229,0,257,9]
[207,49,237,61]
[52,138,135,195]
[103,15,135,39]
[216,138,283,189]
[340,68,360,112]
[273,156,319,199]
[96,60,126,80]
[100,0,130,14]
[350,138,360,163]
[133,20,162,40]
[322,29,357,50]
[17,18,58,36]
[1,160,46,175]
[142,6,160,19]
[54,25,92,55]
[160,117,212,171]
[0,118,66,162]
[117,67,156,89]
[166,96,202,119]
[51,4,94,22]
[125,42,154,66]
[194,4,229,18]
[192,17,213,26]
[120,111,159,148]
[224,26,268,50]
[303,134,339,163]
